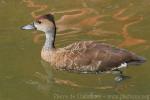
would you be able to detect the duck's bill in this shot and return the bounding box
[21,23,36,30]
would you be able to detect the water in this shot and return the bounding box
[0,0,150,100]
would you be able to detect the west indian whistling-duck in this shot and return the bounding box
[21,14,146,81]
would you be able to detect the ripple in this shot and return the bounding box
[22,0,146,47]
[112,6,146,47]
[22,0,48,18]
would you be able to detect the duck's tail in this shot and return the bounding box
[128,54,146,65]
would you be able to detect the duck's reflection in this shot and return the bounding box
[25,60,80,95]
[24,59,136,95]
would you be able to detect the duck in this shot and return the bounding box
[21,14,146,81]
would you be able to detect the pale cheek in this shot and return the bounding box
[36,26,44,31]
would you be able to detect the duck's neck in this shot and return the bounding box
[43,29,56,51]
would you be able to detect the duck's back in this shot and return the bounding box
[52,41,145,72]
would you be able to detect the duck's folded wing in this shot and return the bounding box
[63,41,145,72]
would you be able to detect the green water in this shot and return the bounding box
[0,0,150,100]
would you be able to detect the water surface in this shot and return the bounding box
[0,0,150,100]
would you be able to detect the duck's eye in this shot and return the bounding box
[37,20,42,24]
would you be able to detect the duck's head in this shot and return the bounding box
[21,14,56,33]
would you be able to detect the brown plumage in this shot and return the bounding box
[22,14,146,73]
[41,41,145,73]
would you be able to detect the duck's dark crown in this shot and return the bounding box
[36,13,55,24]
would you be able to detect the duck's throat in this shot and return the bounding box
[43,30,56,51]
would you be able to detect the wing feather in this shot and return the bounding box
[55,41,135,72]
